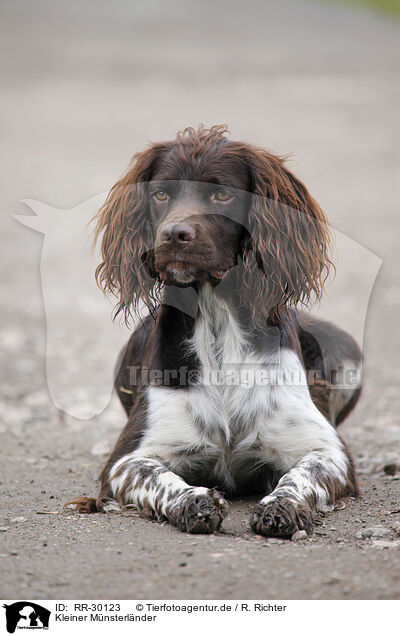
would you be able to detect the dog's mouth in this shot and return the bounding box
[156,258,228,286]
[161,261,196,285]
[208,269,226,280]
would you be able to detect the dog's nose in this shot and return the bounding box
[160,222,195,244]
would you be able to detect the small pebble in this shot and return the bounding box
[291,530,308,541]
[384,463,398,476]
[325,575,341,585]
[357,527,392,539]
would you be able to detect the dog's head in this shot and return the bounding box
[94,125,331,322]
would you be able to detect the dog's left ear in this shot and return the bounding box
[92,142,168,321]
[237,144,332,322]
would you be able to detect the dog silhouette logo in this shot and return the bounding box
[3,602,50,633]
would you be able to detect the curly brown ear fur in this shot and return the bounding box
[236,144,332,322]
[93,143,168,321]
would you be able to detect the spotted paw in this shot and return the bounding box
[171,489,229,534]
[250,497,313,539]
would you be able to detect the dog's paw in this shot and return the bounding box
[171,488,228,534]
[250,497,313,539]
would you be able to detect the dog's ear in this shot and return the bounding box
[93,143,167,321]
[237,144,332,322]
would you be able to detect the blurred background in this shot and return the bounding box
[1,0,399,600]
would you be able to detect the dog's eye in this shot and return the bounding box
[153,190,169,201]
[213,190,233,202]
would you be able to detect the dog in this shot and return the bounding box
[70,125,362,538]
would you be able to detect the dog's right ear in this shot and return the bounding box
[93,143,168,321]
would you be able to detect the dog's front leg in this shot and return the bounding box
[109,454,228,534]
[251,430,358,539]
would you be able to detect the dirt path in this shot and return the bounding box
[1,0,399,599]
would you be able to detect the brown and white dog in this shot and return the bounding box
[70,125,362,538]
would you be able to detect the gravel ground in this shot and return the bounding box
[1,0,400,600]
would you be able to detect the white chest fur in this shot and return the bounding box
[135,285,340,490]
